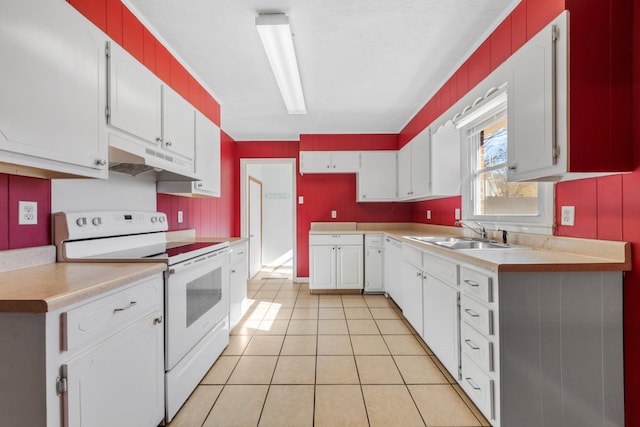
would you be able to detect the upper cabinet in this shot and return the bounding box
[398,127,430,200]
[299,151,360,174]
[358,151,397,202]
[0,0,108,178]
[162,85,195,162]
[430,121,461,197]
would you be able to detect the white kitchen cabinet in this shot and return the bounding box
[400,244,424,336]
[157,111,221,197]
[162,85,195,162]
[309,234,363,290]
[299,151,360,174]
[423,274,459,378]
[383,236,403,307]
[0,274,165,427]
[430,121,461,198]
[364,234,384,293]
[0,0,108,179]
[397,127,430,200]
[507,13,568,182]
[229,240,249,328]
[358,151,397,201]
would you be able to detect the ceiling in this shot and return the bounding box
[126,0,517,141]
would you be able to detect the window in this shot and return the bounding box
[460,92,554,233]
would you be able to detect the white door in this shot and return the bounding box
[337,245,364,289]
[249,177,263,278]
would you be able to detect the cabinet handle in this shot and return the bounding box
[196,182,203,188]
[464,308,480,318]
[416,272,422,277]
[237,251,245,255]
[332,165,336,168]
[464,279,480,287]
[153,315,163,325]
[156,137,163,143]
[95,159,107,166]
[114,301,137,313]
[231,269,236,273]
[465,339,480,350]
[165,140,173,147]
[508,165,517,171]
[465,377,482,391]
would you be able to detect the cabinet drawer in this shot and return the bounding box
[230,242,248,266]
[461,296,494,336]
[423,252,458,285]
[461,354,495,420]
[309,234,363,245]
[62,275,163,352]
[460,266,494,303]
[365,234,384,247]
[402,244,422,267]
[461,322,494,373]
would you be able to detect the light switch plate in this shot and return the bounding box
[331,210,337,219]
[454,208,461,220]
[298,196,304,204]
[426,210,431,220]
[19,201,37,225]
[177,210,184,224]
[561,206,575,226]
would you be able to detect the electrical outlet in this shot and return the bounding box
[19,201,38,225]
[454,208,461,220]
[561,206,575,226]
[426,210,431,220]
[177,210,184,224]
[331,210,337,219]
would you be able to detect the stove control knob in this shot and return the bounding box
[159,216,166,223]
[76,217,87,227]
[151,216,158,224]
[92,217,102,226]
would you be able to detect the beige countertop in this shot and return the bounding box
[310,222,631,273]
[0,261,166,313]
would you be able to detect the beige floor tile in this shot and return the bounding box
[394,355,448,384]
[281,335,317,355]
[254,290,278,300]
[341,298,368,308]
[317,335,353,355]
[263,306,293,320]
[201,356,240,384]
[243,307,269,322]
[319,298,343,308]
[453,385,492,426]
[318,307,346,319]
[226,356,278,384]
[409,384,481,426]
[383,335,427,355]
[364,295,392,308]
[230,319,261,335]
[316,355,359,384]
[276,290,298,299]
[271,298,296,308]
[247,290,258,298]
[271,355,316,384]
[370,307,401,319]
[222,335,251,355]
[295,298,319,308]
[356,355,404,384]
[203,385,268,427]
[169,385,222,427]
[376,319,412,334]
[361,385,425,427]
[291,307,318,319]
[344,307,373,319]
[258,385,314,427]
[248,283,263,291]
[432,355,458,383]
[260,283,282,291]
[318,319,349,335]
[347,319,380,335]
[315,385,368,427]
[351,335,390,355]
[255,319,290,335]
[243,335,284,355]
[296,291,317,299]
[287,319,318,335]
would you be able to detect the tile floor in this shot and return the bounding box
[167,269,491,427]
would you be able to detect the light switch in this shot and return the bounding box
[331,210,337,219]
[561,206,575,226]
[426,210,431,220]
[298,196,304,204]
[177,210,184,224]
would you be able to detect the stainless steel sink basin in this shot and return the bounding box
[404,235,521,250]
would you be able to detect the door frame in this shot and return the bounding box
[240,158,297,280]
[248,176,263,278]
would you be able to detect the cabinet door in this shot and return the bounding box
[229,252,248,328]
[358,151,397,201]
[431,121,461,197]
[401,262,423,336]
[64,311,164,427]
[365,246,384,292]
[337,245,364,289]
[108,41,162,147]
[507,22,557,181]
[300,151,332,173]
[193,111,221,196]
[162,85,195,161]
[0,0,107,176]
[384,239,403,307]
[411,130,431,198]
[423,274,460,378]
[397,144,412,199]
[310,245,336,289]
[330,151,360,173]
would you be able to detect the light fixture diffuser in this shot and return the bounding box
[256,13,306,114]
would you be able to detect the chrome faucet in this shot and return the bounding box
[455,221,487,240]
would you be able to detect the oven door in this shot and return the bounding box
[165,247,229,370]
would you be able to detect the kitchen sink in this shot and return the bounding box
[404,235,521,250]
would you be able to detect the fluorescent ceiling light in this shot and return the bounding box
[453,87,507,129]
[256,13,306,115]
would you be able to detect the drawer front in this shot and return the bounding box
[402,244,423,267]
[309,234,363,245]
[365,234,384,247]
[461,354,495,421]
[461,295,494,336]
[461,322,494,372]
[63,275,163,352]
[230,242,248,265]
[461,266,494,303]
[423,252,459,285]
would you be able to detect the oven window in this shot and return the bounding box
[186,267,222,327]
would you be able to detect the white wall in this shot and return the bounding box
[51,172,156,213]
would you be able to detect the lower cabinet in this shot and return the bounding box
[229,240,249,328]
[0,274,165,427]
[383,236,403,306]
[364,234,384,293]
[400,261,424,336]
[309,234,363,290]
